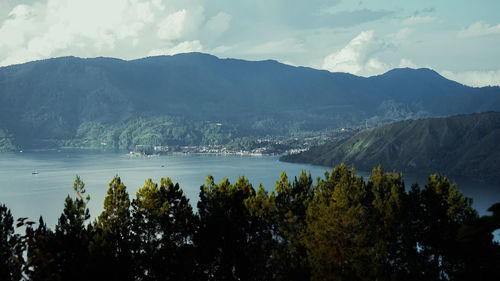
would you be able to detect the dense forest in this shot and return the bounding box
[1,165,499,281]
[1,53,500,151]
[282,112,500,184]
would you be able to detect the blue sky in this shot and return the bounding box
[0,0,499,86]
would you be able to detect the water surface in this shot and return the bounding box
[0,150,327,227]
[1,150,498,229]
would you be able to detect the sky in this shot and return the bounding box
[0,0,499,86]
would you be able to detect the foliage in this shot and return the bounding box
[2,166,500,280]
[93,175,134,280]
[195,176,274,281]
[0,204,23,281]
[3,54,500,151]
[20,176,94,281]
[270,171,313,281]
[71,117,241,150]
[282,112,500,184]
[131,177,197,280]
[23,217,60,281]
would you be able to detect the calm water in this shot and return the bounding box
[1,150,499,229]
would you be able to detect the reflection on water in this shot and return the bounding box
[1,150,499,230]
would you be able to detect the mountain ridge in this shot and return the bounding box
[280,111,500,183]
[1,53,499,151]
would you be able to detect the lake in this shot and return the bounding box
[1,150,499,229]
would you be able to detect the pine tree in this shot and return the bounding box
[365,166,406,279]
[51,176,92,281]
[131,177,197,280]
[93,175,134,281]
[24,217,60,281]
[272,171,313,281]
[195,175,272,281]
[407,174,498,280]
[304,164,367,281]
[0,204,23,281]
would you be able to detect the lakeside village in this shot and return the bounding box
[129,141,309,157]
[130,145,310,157]
[129,127,359,157]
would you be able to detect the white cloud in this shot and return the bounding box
[44,0,152,47]
[0,0,496,81]
[399,58,417,68]
[0,0,212,66]
[402,15,435,25]
[0,5,37,49]
[151,0,164,10]
[148,40,203,56]
[157,9,188,41]
[0,0,164,66]
[167,40,203,55]
[246,38,305,55]
[365,58,388,74]
[211,44,237,54]
[205,12,231,38]
[389,27,413,45]
[157,6,204,41]
[458,21,500,38]
[7,4,34,19]
[282,61,298,67]
[322,30,388,76]
[440,70,500,87]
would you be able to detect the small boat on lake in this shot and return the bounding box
[32,170,39,175]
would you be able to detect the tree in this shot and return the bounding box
[24,217,60,281]
[244,183,276,280]
[271,171,313,281]
[455,202,500,280]
[365,166,406,279]
[404,174,481,280]
[131,177,197,281]
[2,166,500,280]
[458,202,500,242]
[195,175,272,281]
[303,164,368,281]
[50,175,92,281]
[0,204,23,281]
[92,175,134,280]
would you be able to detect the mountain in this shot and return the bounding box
[281,112,500,183]
[1,53,500,151]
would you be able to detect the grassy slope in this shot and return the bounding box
[281,112,500,183]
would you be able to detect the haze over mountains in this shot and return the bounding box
[1,52,499,151]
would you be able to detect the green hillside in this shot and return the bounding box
[1,53,500,151]
[281,112,500,183]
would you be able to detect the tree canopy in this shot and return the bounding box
[1,165,499,281]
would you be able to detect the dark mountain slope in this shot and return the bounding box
[281,112,500,183]
[1,53,500,150]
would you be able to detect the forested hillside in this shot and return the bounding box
[1,166,499,280]
[1,53,500,151]
[281,112,500,183]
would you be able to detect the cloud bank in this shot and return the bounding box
[0,0,230,66]
[321,31,388,76]
[402,15,435,25]
[458,21,500,38]
[440,70,500,87]
[320,30,500,87]
[0,0,498,87]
